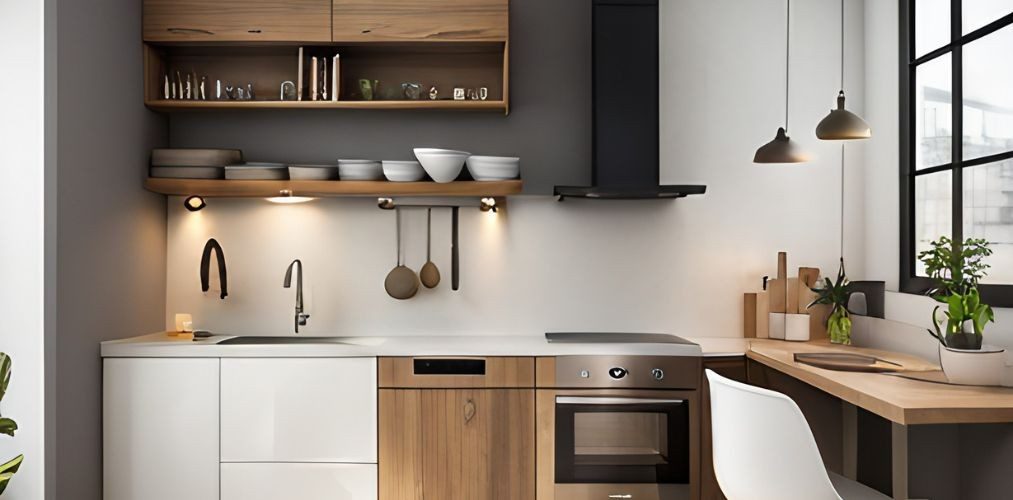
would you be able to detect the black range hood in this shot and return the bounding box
[554,0,706,201]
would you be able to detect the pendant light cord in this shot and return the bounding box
[840,0,845,90]
[840,144,845,260]
[784,0,791,132]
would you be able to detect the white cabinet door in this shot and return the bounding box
[221,358,377,462]
[221,463,377,500]
[103,358,219,500]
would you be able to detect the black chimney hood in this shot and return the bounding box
[554,0,706,201]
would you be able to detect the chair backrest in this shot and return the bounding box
[705,369,842,500]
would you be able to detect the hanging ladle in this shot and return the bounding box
[420,208,441,288]
[384,208,419,300]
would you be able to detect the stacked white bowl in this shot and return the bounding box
[465,156,520,181]
[337,159,383,180]
[382,160,426,182]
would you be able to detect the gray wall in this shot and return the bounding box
[51,0,168,497]
[169,0,591,194]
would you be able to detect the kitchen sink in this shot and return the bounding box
[216,336,384,346]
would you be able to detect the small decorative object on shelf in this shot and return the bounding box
[402,82,422,100]
[453,87,466,100]
[808,258,854,345]
[429,86,439,100]
[280,81,297,101]
[918,236,1004,385]
[0,352,25,495]
[479,87,489,101]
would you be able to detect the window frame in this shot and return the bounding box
[899,0,1013,307]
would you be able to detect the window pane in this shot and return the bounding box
[916,0,951,57]
[963,0,1013,34]
[916,170,953,277]
[963,161,1013,284]
[963,25,1013,160]
[916,54,953,170]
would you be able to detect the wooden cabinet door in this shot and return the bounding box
[104,358,219,500]
[144,0,331,42]
[332,0,509,42]
[379,389,534,500]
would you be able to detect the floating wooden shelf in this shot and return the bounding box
[145,99,508,112]
[144,177,523,198]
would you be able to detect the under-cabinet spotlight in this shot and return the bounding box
[479,197,498,213]
[377,198,396,210]
[267,189,315,204]
[184,195,207,212]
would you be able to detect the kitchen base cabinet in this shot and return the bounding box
[103,358,219,500]
[379,389,535,500]
[221,463,378,500]
[221,357,377,463]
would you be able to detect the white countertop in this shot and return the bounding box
[100,332,753,358]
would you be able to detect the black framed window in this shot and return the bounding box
[900,0,1013,307]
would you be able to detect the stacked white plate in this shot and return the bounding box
[224,162,288,180]
[413,148,470,183]
[465,156,520,181]
[382,160,426,182]
[150,148,242,179]
[338,159,383,181]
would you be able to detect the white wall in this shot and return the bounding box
[0,0,46,497]
[165,0,867,338]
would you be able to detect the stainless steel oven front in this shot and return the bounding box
[544,355,701,500]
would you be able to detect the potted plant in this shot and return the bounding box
[918,236,1004,385]
[809,258,855,345]
[0,353,23,494]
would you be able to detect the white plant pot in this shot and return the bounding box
[938,344,1006,386]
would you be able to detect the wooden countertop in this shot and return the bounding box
[746,339,1013,425]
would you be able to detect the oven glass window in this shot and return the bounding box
[573,412,669,466]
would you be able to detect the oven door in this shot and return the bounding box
[555,396,689,485]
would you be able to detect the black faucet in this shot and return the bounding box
[283,259,309,333]
[200,238,228,299]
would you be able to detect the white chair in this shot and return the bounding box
[705,369,890,500]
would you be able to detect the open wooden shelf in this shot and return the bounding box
[144,177,523,198]
[145,99,508,112]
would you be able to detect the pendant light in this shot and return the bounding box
[815,0,871,140]
[754,0,809,163]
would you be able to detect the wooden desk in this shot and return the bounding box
[745,340,1013,500]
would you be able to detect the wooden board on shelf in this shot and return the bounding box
[143,0,332,43]
[332,0,509,43]
[144,177,523,197]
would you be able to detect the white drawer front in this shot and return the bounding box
[221,463,377,500]
[221,357,377,462]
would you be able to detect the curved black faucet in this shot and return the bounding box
[200,238,228,299]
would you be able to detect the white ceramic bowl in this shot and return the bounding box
[382,160,426,182]
[465,155,520,181]
[337,159,383,181]
[413,149,470,183]
[413,148,471,156]
[289,164,339,180]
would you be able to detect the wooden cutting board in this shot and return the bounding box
[793,352,905,373]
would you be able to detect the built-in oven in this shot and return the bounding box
[540,354,701,500]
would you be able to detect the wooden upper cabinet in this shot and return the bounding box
[144,0,332,43]
[332,0,509,42]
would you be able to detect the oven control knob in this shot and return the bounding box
[579,369,590,379]
[651,368,665,381]
[608,367,628,380]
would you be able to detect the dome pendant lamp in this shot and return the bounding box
[754,0,809,163]
[815,0,871,140]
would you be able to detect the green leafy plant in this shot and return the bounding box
[0,353,23,495]
[809,258,855,345]
[917,237,995,349]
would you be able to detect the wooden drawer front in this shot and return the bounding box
[221,358,377,463]
[379,389,535,500]
[144,0,331,42]
[222,463,377,500]
[379,357,534,388]
[332,0,508,42]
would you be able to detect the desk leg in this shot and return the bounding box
[891,423,909,500]
[842,401,857,480]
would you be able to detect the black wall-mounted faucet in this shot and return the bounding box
[200,238,228,299]
[283,259,309,333]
